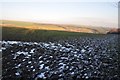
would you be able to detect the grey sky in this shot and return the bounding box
[0,1,118,28]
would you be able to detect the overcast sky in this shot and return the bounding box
[0,1,118,28]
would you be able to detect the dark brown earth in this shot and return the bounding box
[1,34,120,80]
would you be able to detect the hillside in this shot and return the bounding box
[107,28,120,34]
[0,20,111,34]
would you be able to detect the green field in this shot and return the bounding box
[2,27,106,42]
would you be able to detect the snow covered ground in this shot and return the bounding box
[1,34,120,79]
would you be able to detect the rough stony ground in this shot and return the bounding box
[1,34,120,80]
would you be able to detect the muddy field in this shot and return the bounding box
[1,34,120,80]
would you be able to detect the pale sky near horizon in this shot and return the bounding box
[0,1,118,28]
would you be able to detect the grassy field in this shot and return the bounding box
[1,20,35,26]
[0,20,111,34]
[2,27,106,42]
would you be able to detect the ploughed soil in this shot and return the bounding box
[1,34,120,80]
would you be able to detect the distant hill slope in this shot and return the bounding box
[0,20,111,34]
[107,28,120,34]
